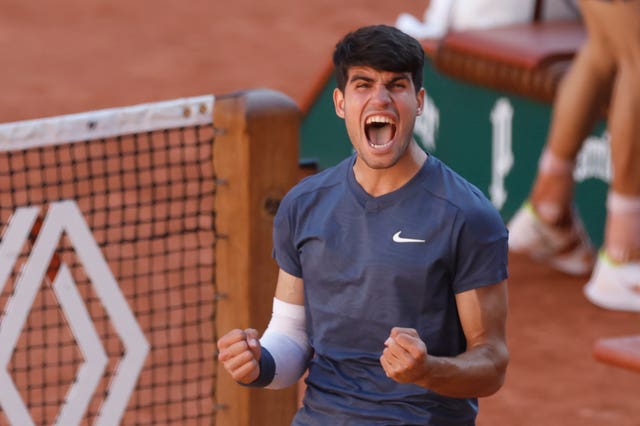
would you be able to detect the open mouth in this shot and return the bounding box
[365,115,396,149]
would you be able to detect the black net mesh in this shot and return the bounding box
[0,123,218,425]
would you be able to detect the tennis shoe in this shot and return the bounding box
[583,251,640,313]
[507,201,596,276]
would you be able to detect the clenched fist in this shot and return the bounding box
[380,327,429,385]
[217,328,262,384]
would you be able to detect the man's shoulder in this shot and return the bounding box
[424,156,505,232]
[422,156,486,204]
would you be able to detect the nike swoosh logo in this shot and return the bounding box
[392,231,426,243]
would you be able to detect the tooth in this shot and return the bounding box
[366,115,393,125]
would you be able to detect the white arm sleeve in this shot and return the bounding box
[260,297,312,389]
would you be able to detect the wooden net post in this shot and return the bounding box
[213,89,301,426]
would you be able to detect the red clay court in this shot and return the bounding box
[1,1,638,425]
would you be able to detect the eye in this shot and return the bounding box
[390,82,407,90]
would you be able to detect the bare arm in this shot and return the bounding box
[274,268,305,305]
[380,280,509,398]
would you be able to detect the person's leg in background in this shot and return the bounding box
[529,3,615,228]
[509,0,640,311]
[508,0,616,276]
[582,0,640,312]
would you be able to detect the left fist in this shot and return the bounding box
[380,327,429,384]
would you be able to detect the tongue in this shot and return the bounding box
[368,124,393,146]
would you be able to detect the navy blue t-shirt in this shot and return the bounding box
[272,154,508,426]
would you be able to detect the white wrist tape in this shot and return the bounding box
[607,191,640,214]
[538,148,574,176]
[260,298,312,389]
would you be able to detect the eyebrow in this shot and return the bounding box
[348,73,410,85]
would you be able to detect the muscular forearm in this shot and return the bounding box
[417,343,509,398]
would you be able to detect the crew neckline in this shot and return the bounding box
[345,154,431,212]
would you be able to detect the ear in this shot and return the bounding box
[416,87,426,116]
[333,88,345,119]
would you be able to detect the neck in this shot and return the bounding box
[353,143,427,197]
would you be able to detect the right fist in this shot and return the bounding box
[217,328,262,384]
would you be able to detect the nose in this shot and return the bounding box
[370,84,391,105]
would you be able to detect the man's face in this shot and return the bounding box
[333,66,424,170]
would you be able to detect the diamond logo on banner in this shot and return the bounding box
[0,200,149,426]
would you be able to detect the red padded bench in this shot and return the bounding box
[432,20,585,103]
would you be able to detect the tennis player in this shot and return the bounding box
[218,24,509,425]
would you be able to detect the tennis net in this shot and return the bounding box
[0,95,218,425]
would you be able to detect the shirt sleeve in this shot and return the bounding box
[272,191,303,278]
[451,197,509,293]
